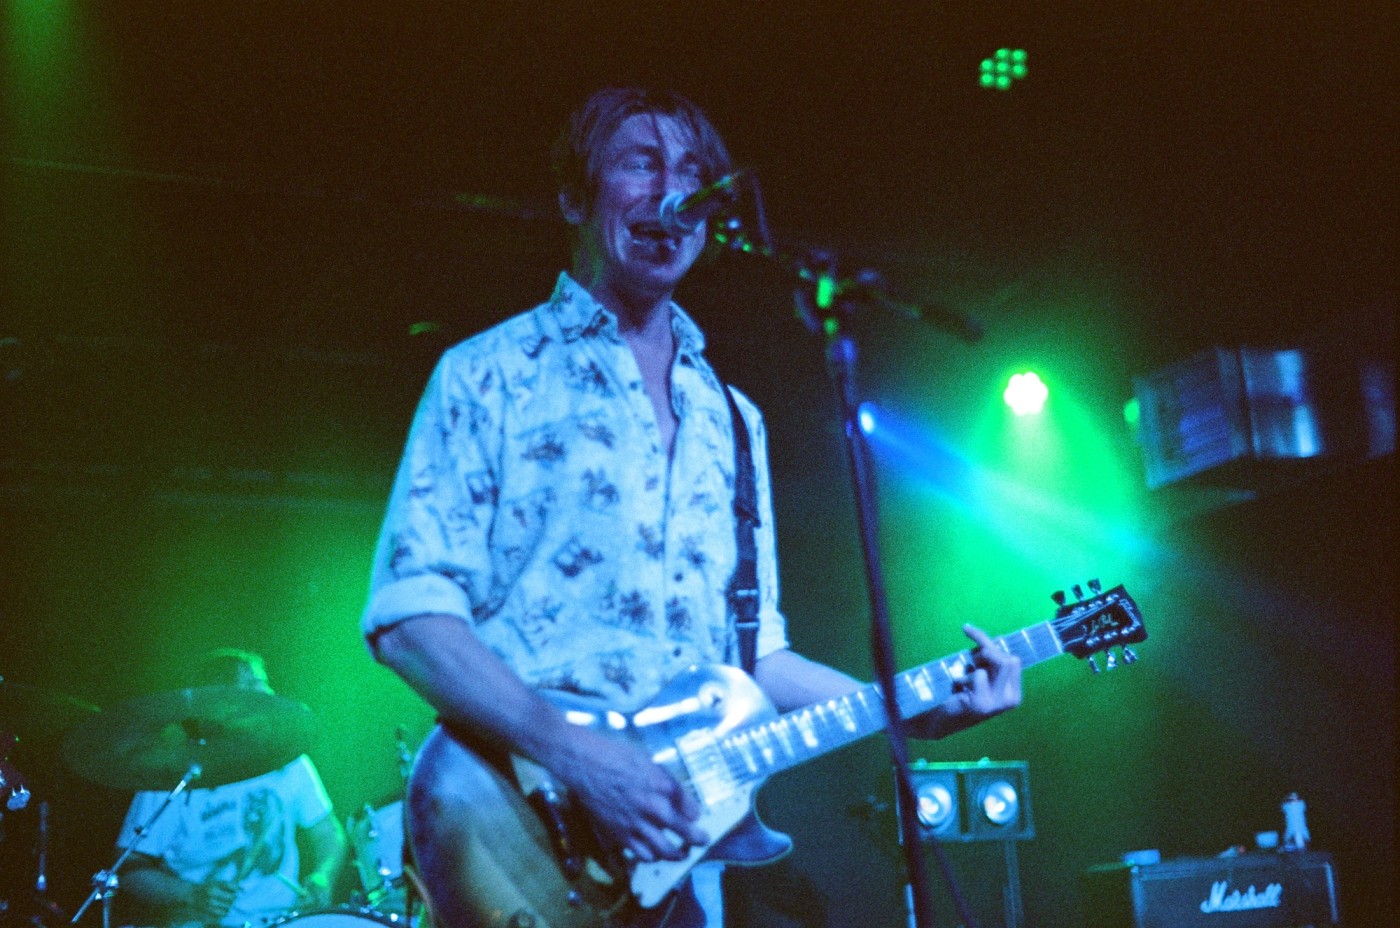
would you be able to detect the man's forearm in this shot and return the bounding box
[298,816,347,905]
[120,863,196,912]
[753,648,863,713]
[372,614,584,771]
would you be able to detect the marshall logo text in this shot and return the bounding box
[1200,880,1284,913]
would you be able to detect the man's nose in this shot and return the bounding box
[656,162,692,199]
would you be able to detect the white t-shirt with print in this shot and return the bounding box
[115,755,332,927]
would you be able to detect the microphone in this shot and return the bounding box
[658,169,747,237]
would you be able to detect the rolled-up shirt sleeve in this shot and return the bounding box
[362,350,502,649]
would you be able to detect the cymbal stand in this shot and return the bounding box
[70,763,202,928]
[394,726,420,928]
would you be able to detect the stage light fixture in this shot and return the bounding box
[905,759,1034,843]
[1130,346,1395,490]
[915,779,957,833]
[976,778,1020,826]
[1004,372,1048,416]
[858,403,877,435]
[980,48,1028,90]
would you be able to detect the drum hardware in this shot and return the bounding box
[60,683,318,928]
[69,762,204,928]
[345,727,425,928]
[348,802,408,918]
[263,905,404,928]
[0,677,102,756]
[1,669,97,898]
[2,732,31,814]
[393,727,412,784]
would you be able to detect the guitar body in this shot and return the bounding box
[406,665,792,928]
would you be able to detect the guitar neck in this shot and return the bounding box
[715,622,1065,783]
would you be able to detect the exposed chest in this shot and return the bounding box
[626,336,679,455]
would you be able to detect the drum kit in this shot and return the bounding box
[0,676,424,928]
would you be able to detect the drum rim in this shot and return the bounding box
[264,904,404,926]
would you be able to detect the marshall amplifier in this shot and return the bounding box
[1082,852,1339,928]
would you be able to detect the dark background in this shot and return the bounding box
[2,3,1394,927]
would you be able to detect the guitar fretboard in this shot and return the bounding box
[713,622,1064,786]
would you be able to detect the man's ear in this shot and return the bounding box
[559,188,586,226]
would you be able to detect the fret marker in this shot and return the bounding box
[775,721,796,756]
[731,732,759,773]
[793,711,819,748]
[754,728,776,764]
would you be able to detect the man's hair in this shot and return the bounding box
[189,647,273,692]
[552,87,733,215]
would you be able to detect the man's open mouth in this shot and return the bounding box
[628,221,681,250]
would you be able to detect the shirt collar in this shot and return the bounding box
[547,272,708,363]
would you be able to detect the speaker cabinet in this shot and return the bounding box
[1082,852,1339,928]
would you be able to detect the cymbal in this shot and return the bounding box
[61,684,315,791]
[0,675,101,746]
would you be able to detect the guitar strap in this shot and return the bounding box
[721,382,761,677]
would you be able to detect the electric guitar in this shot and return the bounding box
[406,583,1145,928]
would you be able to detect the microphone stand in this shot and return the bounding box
[709,210,981,928]
[70,764,203,928]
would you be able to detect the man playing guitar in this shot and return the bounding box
[362,87,1023,928]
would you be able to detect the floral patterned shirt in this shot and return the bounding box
[362,273,788,711]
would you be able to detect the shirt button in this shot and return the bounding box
[673,572,684,582]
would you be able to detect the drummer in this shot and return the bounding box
[112,650,346,928]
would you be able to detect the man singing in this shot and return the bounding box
[362,87,1022,927]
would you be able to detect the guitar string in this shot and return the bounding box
[708,623,1066,789]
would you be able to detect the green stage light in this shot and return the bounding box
[858,405,876,435]
[1004,372,1049,416]
[980,48,1028,91]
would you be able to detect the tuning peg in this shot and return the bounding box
[1088,578,1102,595]
[1071,584,1085,601]
[1087,656,1100,674]
[1051,590,1066,607]
[1122,646,1138,664]
[1105,651,1117,670]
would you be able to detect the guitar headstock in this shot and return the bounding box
[1049,581,1146,672]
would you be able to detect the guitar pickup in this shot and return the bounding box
[526,783,586,881]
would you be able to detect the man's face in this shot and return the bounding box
[568,112,708,304]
